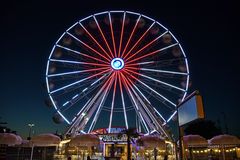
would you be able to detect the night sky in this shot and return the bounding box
[1,0,239,138]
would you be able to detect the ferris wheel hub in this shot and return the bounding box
[111,58,124,70]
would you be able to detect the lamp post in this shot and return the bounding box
[27,123,35,140]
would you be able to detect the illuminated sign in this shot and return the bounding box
[99,134,127,142]
[178,91,204,126]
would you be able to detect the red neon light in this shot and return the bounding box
[126,49,161,64]
[123,24,152,60]
[121,16,141,58]
[80,24,112,60]
[118,14,125,58]
[109,14,117,57]
[80,53,109,64]
[125,35,160,62]
[79,67,110,74]
[79,39,111,62]
[85,68,112,80]
[95,18,115,58]
[83,62,110,67]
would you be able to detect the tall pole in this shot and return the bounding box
[176,108,184,160]
[28,123,35,140]
[221,112,228,134]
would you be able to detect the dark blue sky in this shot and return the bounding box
[1,0,239,138]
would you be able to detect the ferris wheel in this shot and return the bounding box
[46,11,190,137]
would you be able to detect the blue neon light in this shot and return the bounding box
[111,58,124,70]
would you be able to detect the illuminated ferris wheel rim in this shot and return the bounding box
[45,10,190,135]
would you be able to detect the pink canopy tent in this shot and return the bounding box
[69,134,100,160]
[183,134,208,147]
[0,133,22,146]
[208,134,240,160]
[69,134,100,147]
[29,133,61,160]
[30,133,61,146]
[137,135,166,149]
[208,134,240,146]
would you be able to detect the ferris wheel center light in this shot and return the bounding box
[111,58,124,70]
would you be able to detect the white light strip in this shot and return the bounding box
[153,107,166,123]
[94,11,108,16]
[50,59,85,64]
[48,70,83,77]
[82,88,88,92]
[167,110,177,123]
[72,94,79,99]
[136,79,176,107]
[57,110,70,124]
[79,15,92,23]
[132,84,151,104]
[50,69,109,94]
[63,101,69,106]
[66,22,78,32]
[139,112,150,134]
[139,73,186,92]
[137,61,154,65]
[108,77,117,133]
[140,68,188,75]
[91,75,105,86]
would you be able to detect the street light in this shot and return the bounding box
[27,123,35,140]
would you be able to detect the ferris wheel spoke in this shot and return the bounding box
[88,73,115,133]
[78,23,112,60]
[108,12,117,57]
[153,107,167,124]
[125,68,186,92]
[127,61,155,66]
[125,76,168,136]
[48,67,109,78]
[68,74,114,133]
[50,69,111,94]
[127,57,187,67]
[93,15,114,58]
[118,73,129,129]
[59,74,109,114]
[120,73,150,133]
[166,111,177,124]
[126,42,179,64]
[118,12,126,57]
[123,70,176,107]
[125,30,168,61]
[140,68,188,75]
[66,32,111,62]
[49,58,109,67]
[121,15,141,58]
[123,21,155,59]
[124,75,151,105]
[108,73,117,133]
[55,45,108,64]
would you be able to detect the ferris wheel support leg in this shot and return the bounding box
[118,73,129,129]
[108,74,117,133]
[124,75,170,138]
[88,75,114,133]
[65,73,113,135]
[120,73,150,134]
